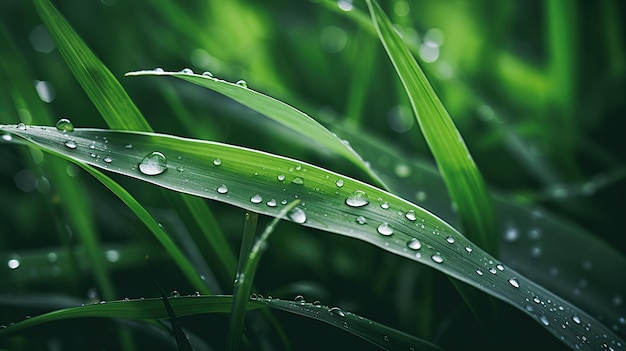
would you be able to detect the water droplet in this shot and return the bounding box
[251,194,262,204]
[281,200,288,205]
[103,156,112,163]
[170,290,180,297]
[236,80,248,88]
[407,238,421,250]
[380,202,389,209]
[181,68,193,74]
[573,315,581,324]
[329,307,346,317]
[355,216,367,225]
[533,296,541,304]
[292,177,304,185]
[294,295,305,303]
[64,140,77,149]
[335,179,344,187]
[345,190,369,207]
[540,315,550,326]
[217,184,228,194]
[55,118,74,132]
[488,267,497,275]
[202,71,213,77]
[2,134,13,141]
[277,174,285,181]
[7,259,20,269]
[445,235,455,244]
[496,264,504,271]
[124,144,133,149]
[17,123,26,130]
[213,158,222,166]
[476,269,483,275]
[508,278,520,288]
[404,210,417,221]
[377,222,393,236]
[138,151,168,176]
[288,207,307,224]
[89,152,96,158]
[464,246,473,253]
[431,253,443,263]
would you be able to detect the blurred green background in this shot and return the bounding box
[1,0,625,350]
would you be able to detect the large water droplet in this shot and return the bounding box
[64,140,77,149]
[346,190,369,207]
[464,246,473,253]
[236,80,248,88]
[288,207,307,224]
[380,202,389,209]
[329,307,346,318]
[496,264,504,271]
[540,315,550,326]
[213,158,222,166]
[181,68,194,74]
[103,156,112,163]
[292,177,304,185]
[17,123,26,130]
[277,174,285,181]
[202,71,213,77]
[55,118,74,132]
[335,179,344,187]
[445,235,455,244]
[267,199,277,207]
[572,315,581,324]
[138,152,168,175]
[217,184,228,194]
[488,267,497,275]
[431,253,443,263]
[355,216,367,225]
[407,238,421,250]
[251,194,263,204]
[405,210,417,221]
[476,268,483,275]
[508,277,520,288]
[377,222,393,236]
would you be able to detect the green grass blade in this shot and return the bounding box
[258,297,442,351]
[77,164,210,295]
[228,202,299,351]
[0,295,263,336]
[32,0,151,132]
[365,0,497,255]
[2,124,624,351]
[125,69,388,189]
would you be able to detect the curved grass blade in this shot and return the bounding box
[0,295,263,336]
[365,0,496,255]
[257,297,442,351]
[1,124,624,351]
[335,121,626,337]
[125,69,387,189]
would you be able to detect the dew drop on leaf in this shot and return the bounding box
[236,80,248,88]
[431,253,443,264]
[138,151,168,176]
[55,118,74,132]
[380,202,389,209]
[496,264,504,271]
[251,194,262,204]
[540,315,550,326]
[346,190,369,207]
[202,71,213,77]
[407,238,421,250]
[445,235,455,244]
[464,246,473,253]
[405,210,417,221]
[217,184,228,194]
[355,216,367,225]
[292,177,304,185]
[377,222,393,236]
[17,123,26,130]
[329,307,346,318]
[288,207,307,224]
[181,68,193,74]
[335,179,344,187]
[64,140,77,149]
[266,199,277,207]
[572,315,581,324]
[124,144,133,149]
[476,268,483,275]
[277,174,285,181]
[103,156,112,163]
[508,278,520,288]
[489,267,497,275]
[213,158,222,166]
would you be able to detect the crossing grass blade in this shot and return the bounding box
[365,0,497,255]
[2,124,623,351]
